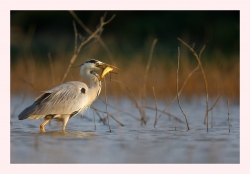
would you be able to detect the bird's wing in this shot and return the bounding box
[18,81,89,120]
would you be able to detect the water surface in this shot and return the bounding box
[11,95,239,163]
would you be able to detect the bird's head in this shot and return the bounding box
[80,59,120,81]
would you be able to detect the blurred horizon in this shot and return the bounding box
[11,11,239,62]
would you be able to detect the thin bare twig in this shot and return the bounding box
[139,39,158,125]
[199,45,206,59]
[208,92,223,112]
[204,91,223,125]
[61,12,116,83]
[142,38,158,102]
[98,97,141,121]
[111,78,185,124]
[69,11,93,35]
[142,106,184,123]
[73,21,78,54]
[204,92,223,124]
[102,13,116,25]
[176,47,190,130]
[69,11,116,64]
[91,106,106,125]
[227,97,231,133]
[104,77,111,132]
[177,38,209,132]
[107,114,124,127]
[155,45,206,126]
[93,104,181,126]
[211,108,214,128]
[113,79,147,125]
[98,97,183,123]
[152,86,158,128]
[90,106,124,127]
[156,65,199,124]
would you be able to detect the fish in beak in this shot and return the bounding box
[97,63,120,80]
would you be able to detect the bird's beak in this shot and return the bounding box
[97,63,120,80]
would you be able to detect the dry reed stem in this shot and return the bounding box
[204,92,223,125]
[98,103,182,125]
[177,37,209,132]
[227,97,231,133]
[61,12,116,83]
[103,79,182,124]
[90,106,124,127]
[142,38,158,103]
[152,86,158,128]
[155,45,206,127]
[91,106,106,125]
[69,11,116,65]
[98,97,182,123]
[107,66,120,128]
[140,39,158,124]
[98,98,141,121]
[155,64,199,124]
[199,45,206,58]
[91,77,125,127]
[142,106,184,123]
[141,39,157,123]
[113,79,147,125]
[107,114,124,127]
[176,47,190,130]
[73,21,78,54]
[104,77,111,132]
[211,109,214,128]
[69,11,93,35]
[208,92,223,112]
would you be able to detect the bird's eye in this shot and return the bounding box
[90,71,97,76]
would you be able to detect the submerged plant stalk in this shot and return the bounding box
[176,47,190,130]
[227,98,231,133]
[177,38,209,132]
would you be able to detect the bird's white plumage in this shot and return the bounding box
[18,59,118,132]
[28,81,89,119]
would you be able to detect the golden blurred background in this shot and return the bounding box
[11,11,239,103]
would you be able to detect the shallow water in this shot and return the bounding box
[11,95,239,163]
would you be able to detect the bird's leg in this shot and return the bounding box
[62,116,70,132]
[40,118,52,132]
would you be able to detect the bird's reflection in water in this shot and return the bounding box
[32,131,98,138]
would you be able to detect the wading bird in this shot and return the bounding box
[18,59,119,132]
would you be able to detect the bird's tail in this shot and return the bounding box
[18,104,37,120]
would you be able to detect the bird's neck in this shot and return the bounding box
[88,78,102,103]
[80,67,102,104]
